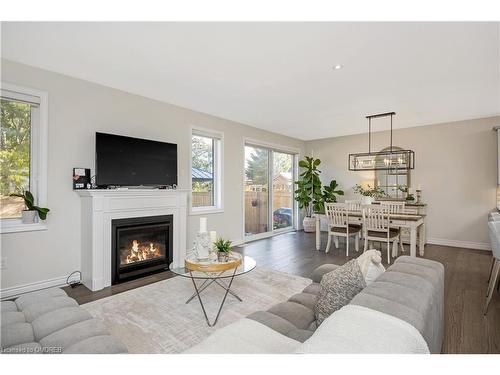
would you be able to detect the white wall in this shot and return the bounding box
[306,116,500,248]
[0,59,305,291]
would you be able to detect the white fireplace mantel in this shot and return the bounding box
[77,189,189,291]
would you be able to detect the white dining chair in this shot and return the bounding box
[379,200,406,214]
[345,200,362,212]
[362,205,403,264]
[380,201,406,256]
[325,202,360,256]
[485,221,500,314]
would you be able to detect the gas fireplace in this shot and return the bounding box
[111,215,173,284]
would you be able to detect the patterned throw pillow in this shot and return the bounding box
[314,259,367,326]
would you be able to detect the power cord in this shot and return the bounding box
[66,271,82,288]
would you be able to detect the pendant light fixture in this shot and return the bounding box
[348,112,415,171]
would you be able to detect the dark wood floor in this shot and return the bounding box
[64,231,500,354]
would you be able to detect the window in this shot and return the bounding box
[191,129,222,212]
[0,83,48,233]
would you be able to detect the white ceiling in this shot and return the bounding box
[1,22,499,140]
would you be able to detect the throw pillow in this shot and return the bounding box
[314,259,366,326]
[356,250,385,285]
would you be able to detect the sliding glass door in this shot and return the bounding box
[244,144,296,240]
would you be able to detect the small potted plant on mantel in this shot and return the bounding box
[9,190,50,224]
[214,238,232,262]
[353,184,387,205]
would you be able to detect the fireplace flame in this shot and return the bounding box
[124,239,162,264]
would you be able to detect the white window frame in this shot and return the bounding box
[0,82,48,234]
[190,127,223,215]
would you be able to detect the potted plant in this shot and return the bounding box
[214,238,232,262]
[318,179,344,213]
[294,156,323,232]
[398,185,415,202]
[9,190,50,224]
[353,184,386,205]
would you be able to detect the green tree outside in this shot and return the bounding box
[0,99,31,195]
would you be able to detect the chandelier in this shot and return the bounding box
[348,112,415,171]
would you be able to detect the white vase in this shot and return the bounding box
[303,217,316,233]
[361,196,374,205]
[21,210,37,224]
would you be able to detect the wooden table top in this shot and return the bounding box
[346,211,425,221]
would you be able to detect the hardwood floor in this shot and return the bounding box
[64,230,500,354]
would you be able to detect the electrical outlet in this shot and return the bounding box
[0,257,6,270]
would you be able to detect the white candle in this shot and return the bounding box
[209,231,217,245]
[417,184,422,190]
[199,217,207,233]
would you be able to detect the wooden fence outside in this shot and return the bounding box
[192,190,293,235]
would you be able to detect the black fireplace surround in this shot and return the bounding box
[111,215,173,284]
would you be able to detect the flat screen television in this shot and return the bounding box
[95,132,178,188]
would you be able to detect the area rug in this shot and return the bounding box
[82,267,311,353]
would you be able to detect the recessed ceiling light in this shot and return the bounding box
[333,64,343,70]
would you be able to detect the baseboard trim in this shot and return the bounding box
[0,276,68,300]
[427,237,491,251]
[231,238,245,247]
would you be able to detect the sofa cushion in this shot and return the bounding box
[268,301,316,330]
[350,256,444,353]
[15,288,67,310]
[1,322,34,348]
[310,264,339,283]
[31,306,93,341]
[314,259,366,325]
[288,292,318,310]
[22,296,78,323]
[302,283,321,295]
[247,308,315,343]
[1,311,26,327]
[1,301,18,313]
[39,318,109,350]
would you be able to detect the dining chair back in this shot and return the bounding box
[345,200,362,212]
[324,202,360,256]
[379,201,406,214]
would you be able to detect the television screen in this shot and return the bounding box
[95,132,177,187]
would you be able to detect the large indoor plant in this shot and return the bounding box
[9,190,50,224]
[353,184,386,204]
[294,157,322,232]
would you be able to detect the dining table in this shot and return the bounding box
[315,211,426,257]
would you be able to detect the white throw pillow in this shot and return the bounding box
[356,250,385,285]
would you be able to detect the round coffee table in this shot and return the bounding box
[169,253,256,327]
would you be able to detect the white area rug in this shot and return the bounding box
[82,267,311,353]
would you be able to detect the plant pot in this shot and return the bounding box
[303,216,316,233]
[217,252,229,262]
[21,210,37,224]
[361,196,374,205]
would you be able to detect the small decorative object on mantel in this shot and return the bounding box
[353,183,387,205]
[348,112,415,171]
[10,189,50,224]
[73,168,91,189]
[416,184,423,204]
[397,185,415,202]
[213,238,232,262]
[193,217,210,260]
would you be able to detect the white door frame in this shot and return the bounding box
[242,138,300,243]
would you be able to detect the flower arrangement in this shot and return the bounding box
[353,184,387,199]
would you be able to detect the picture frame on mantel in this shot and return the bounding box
[73,168,91,190]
